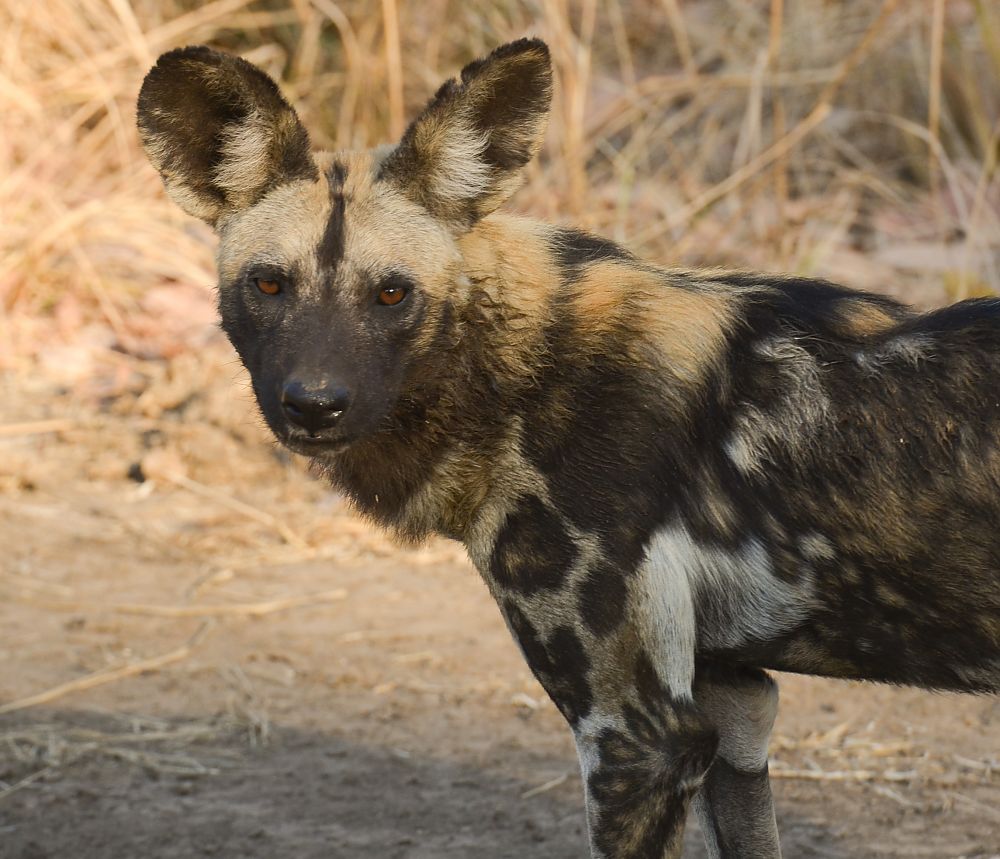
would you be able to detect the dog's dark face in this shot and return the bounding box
[137,41,551,455]
[211,152,457,455]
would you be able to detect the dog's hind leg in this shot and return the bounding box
[691,662,781,859]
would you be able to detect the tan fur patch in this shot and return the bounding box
[837,299,900,337]
[644,279,738,384]
[458,214,562,378]
[572,262,738,387]
[216,177,329,284]
[571,266,631,322]
[347,159,459,293]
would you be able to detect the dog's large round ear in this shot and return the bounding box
[378,39,552,230]
[137,46,318,228]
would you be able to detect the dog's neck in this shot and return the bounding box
[317,213,565,545]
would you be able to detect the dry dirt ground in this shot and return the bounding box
[1,328,998,859]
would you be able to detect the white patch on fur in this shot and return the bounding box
[640,522,814,696]
[639,527,700,697]
[725,336,829,475]
[886,335,932,363]
[694,675,778,772]
[723,432,760,476]
[571,710,621,859]
[798,531,836,562]
[215,110,275,204]
[163,175,221,222]
[428,117,492,204]
[691,797,724,859]
[855,334,934,374]
[573,711,620,754]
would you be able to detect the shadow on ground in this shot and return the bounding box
[0,709,856,859]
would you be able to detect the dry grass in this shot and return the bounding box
[2,0,999,376]
[1,715,248,801]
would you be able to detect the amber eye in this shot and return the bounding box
[377,285,408,306]
[255,278,281,296]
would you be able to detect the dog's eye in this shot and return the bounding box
[255,278,281,296]
[376,284,408,306]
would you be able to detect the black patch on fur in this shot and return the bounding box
[518,305,682,575]
[502,601,593,726]
[578,560,630,637]
[891,296,1000,336]
[689,282,1000,690]
[429,299,456,351]
[317,161,347,271]
[509,267,1000,693]
[490,495,577,594]
[634,651,667,709]
[549,228,634,282]
[725,272,905,315]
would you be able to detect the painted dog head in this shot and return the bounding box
[137,40,552,455]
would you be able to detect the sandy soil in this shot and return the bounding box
[1,335,998,858]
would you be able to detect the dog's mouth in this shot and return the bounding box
[279,429,354,457]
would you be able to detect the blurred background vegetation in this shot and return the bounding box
[1,0,998,368]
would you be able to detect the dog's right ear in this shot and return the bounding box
[137,46,318,228]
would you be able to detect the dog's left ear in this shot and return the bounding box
[380,38,552,229]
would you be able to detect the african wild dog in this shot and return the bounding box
[138,39,1000,859]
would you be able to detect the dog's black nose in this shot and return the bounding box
[281,379,350,433]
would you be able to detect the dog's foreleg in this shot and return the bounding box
[691,663,781,859]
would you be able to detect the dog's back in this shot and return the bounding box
[649,275,1000,691]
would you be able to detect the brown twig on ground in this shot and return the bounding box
[769,765,915,783]
[0,622,212,715]
[0,721,238,801]
[156,470,309,549]
[0,419,76,438]
[11,588,348,618]
[0,766,58,803]
[520,772,570,799]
